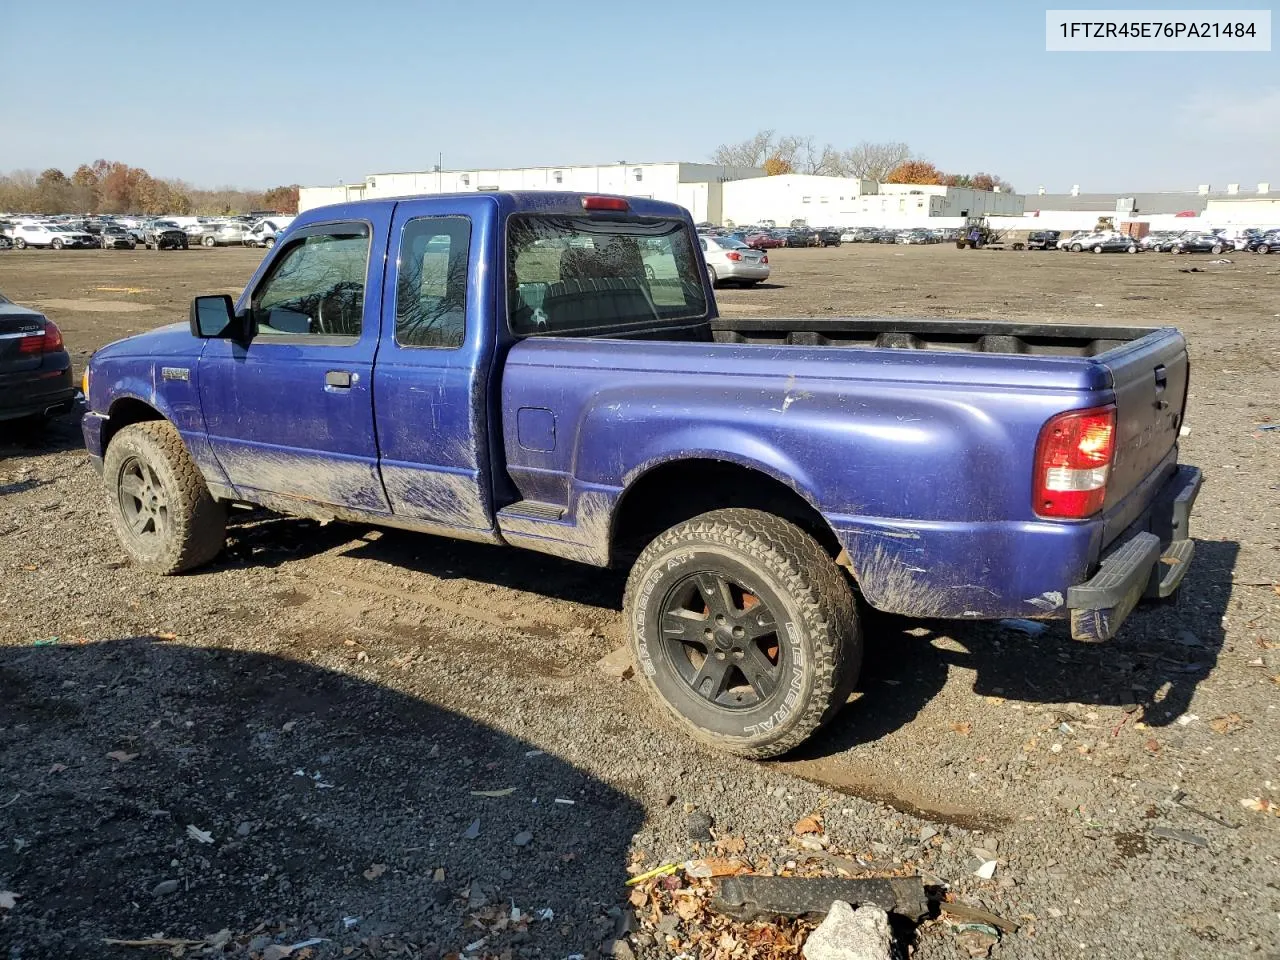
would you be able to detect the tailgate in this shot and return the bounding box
[1101,329,1188,537]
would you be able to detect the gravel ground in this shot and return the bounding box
[1,245,1278,959]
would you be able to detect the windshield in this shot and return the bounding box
[507,215,707,338]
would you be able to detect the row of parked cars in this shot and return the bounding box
[699,225,962,251]
[1051,227,1280,254]
[0,213,296,251]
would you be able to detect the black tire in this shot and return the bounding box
[1127,245,1138,253]
[103,421,227,574]
[263,236,275,249]
[203,235,216,247]
[707,266,718,288]
[624,508,861,759]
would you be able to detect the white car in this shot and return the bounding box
[1060,231,1116,252]
[698,235,770,287]
[9,223,96,249]
[243,217,295,248]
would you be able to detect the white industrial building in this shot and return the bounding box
[718,175,1024,227]
[299,161,765,224]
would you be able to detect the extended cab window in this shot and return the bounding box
[507,215,707,337]
[252,224,369,339]
[396,216,471,348]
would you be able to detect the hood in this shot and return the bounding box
[94,321,204,360]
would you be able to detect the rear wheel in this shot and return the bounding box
[263,236,276,249]
[203,235,216,247]
[624,509,861,758]
[1210,244,1223,254]
[707,266,718,288]
[1258,243,1271,254]
[103,421,227,574]
[1092,245,1103,253]
[1127,245,1138,253]
[1071,243,1083,252]
[14,238,26,250]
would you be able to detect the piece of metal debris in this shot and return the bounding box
[710,874,929,922]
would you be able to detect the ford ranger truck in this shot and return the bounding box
[81,192,1201,758]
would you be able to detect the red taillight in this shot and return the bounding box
[19,321,64,354]
[761,254,769,264]
[725,251,742,261]
[581,196,629,212]
[1033,405,1117,519]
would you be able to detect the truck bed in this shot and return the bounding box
[709,317,1162,358]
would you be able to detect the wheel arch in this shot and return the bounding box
[609,457,842,567]
[103,396,167,453]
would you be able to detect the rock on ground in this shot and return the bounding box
[802,900,893,960]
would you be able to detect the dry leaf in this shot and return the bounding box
[0,891,17,910]
[153,631,178,641]
[628,887,648,908]
[363,862,387,880]
[717,836,747,855]
[793,815,823,836]
[105,751,137,763]
[950,721,973,736]
[1240,797,1277,815]
[673,895,701,920]
[1209,713,1244,734]
[1143,738,1160,753]
[1273,584,1280,597]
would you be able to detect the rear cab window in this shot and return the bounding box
[507,214,707,338]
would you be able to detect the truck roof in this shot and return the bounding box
[298,191,692,224]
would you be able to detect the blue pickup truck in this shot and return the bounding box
[82,192,1201,757]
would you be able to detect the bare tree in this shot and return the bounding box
[711,130,779,169]
[839,141,912,182]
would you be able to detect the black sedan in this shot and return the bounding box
[1172,234,1227,254]
[1088,235,1140,253]
[1248,232,1280,254]
[0,293,77,427]
[786,228,818,248]
[1026,230,1061,250]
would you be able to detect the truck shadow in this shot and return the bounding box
[0,638,642,957]
[802,539,1240,757]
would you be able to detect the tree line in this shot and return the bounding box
[711,131,1014,192]
[0,160,300,216]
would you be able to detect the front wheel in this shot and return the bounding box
[263,236,275,249]
[1258,243,1271,255]
[203,235,216,247]
[51,238,63,250]
[103,421,227,574]
[14,238,26,250]
[1127,245,1138,253]
[624,509,861,758]
[1210,244,1223,254]
[1093,245,1103,253]
[1071,243,1083,252]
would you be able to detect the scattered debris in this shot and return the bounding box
[1207,258,1233,264]
[105,751,137,763]
[951,922,1001,958]
[1240,797,1279,817]
[1178,266,1202,273]
[342,916,361,929]
[102,937,207,950]
[973,859,997,880]
[718,836,747,855]
[523,749,545,757]
[684,857,751,879]
[433,867,446,883]
[536,907,554,921]
[512,829,534,847]
[463,818,482,839]
[625,863,679,886]
[1172,790,1240,829]
[185,825,214,844]
[1150,826,1208,847]
[919,826,938,843]
[949,721,973,736]
[48,763,67,774]
[1258,424,1280,432]
[687,810,715,841]
[471,787,517,797]
[151,879,180,896]
[793,815,823,836]
[363,862,387,880]
[554,797,575,805]
[1209,713,1245,734]
[801,900,892,960]
[710,875,929,921]
[596,646,635,680]
[263,939,329,960]
[0,891,18,910]
[940,900,1019,933]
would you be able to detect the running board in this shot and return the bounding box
[497,500,566,522]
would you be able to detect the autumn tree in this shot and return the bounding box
[260,185,300,214]
[711,129,780,168]
[762,155,794,176]
[883,159,944,185]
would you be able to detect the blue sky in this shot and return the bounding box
[1,0,1274,192]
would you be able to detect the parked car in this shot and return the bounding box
[83,191,1200,759]
[696,235,770,286]
[1247,231,1280,254]
[874,229,899,244]
[200,222,251,247]
[786,228,818,248]
[0,291,77,426]
[1172,234,1227,254]
[9,223,97,249]
[745,231,784,250]
[1026,230,1061,250]
[813,228,841,247]
[1061,231,1116,252]
[243,217,294,248]
[98,225,137,250]
[143,220,190,251]
[1088,235,1140,254]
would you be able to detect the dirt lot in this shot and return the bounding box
[1,245,1278,959]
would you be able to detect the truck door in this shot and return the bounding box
[198,216,391,512]
[371,196,498,536]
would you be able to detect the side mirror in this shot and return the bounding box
[189,295,245,339]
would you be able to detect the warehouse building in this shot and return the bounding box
[299,161,765,224]
[719,175,1024,227]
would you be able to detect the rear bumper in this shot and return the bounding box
[1066,465,1201,641]
[0,366,78,422]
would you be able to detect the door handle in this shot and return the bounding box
[1153,365,1167,391]
[325,370,353,389]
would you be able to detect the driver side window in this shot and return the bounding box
[253,224,370,339]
